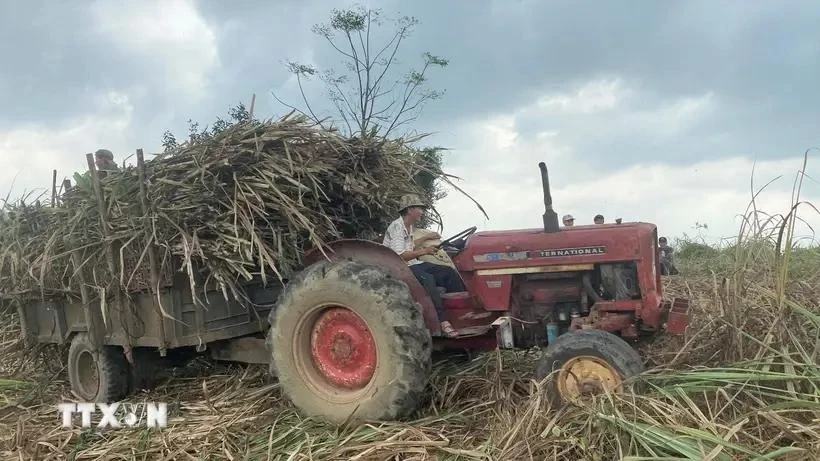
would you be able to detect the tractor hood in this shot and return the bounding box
[453,222,658,272]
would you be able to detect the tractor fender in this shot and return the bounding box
[303,239,441,334]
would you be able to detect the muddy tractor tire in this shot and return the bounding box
[67,333,131,403]
[535,329,645,407]
[268,258,432,424]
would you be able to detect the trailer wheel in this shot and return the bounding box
[67,333,130,403]
[535,329,645,407]
[268,259,432,423]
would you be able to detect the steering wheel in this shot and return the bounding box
[438,226,477,251]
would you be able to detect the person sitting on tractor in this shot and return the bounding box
[562,214,575,226]
[594,214,605,224]
[383,194,463,338]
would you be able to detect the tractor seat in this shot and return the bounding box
[438,288,471,299]
[441,291,470,300]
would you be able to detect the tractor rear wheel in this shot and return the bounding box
[67,333,131,403]
[535,329,644,407]
[268,258,432,424]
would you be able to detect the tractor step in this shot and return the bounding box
[450,324,492,338]
[664,298,691,335]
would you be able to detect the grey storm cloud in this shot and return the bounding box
[0,2,104,128]
[2,0,819,169]
[0,1,203,135]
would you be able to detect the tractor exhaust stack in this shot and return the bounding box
[539,162,560,233]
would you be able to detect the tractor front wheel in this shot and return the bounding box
[268,259,432,424]
[535,329,645,407]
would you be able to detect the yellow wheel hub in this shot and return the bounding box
[557,355,622,400]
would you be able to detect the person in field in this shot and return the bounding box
[382,194,463,338]
[658,236,679,275]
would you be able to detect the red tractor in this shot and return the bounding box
[266,162,690,423]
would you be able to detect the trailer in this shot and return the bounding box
[17,269,280,402]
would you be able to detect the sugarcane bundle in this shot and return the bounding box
[0,113,451,304]
[0,201,68,299]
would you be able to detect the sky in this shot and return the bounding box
[2,0,820,247]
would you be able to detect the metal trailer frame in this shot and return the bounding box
[18,271,280,365]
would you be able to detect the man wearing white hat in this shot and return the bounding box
[562,214,575,226]
[382,194,462,338]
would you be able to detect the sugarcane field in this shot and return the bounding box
[2,3,820,461]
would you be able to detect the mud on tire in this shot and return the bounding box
[67,332,131,403]
[535,329,645,407]
[268,258,432,424]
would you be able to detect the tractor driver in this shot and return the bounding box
[383,194,462,338]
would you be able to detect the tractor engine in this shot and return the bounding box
[445,161,683,350]
[510,263,641,348]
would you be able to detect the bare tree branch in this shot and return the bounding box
[370,97,397,119]
[328,76,360,125]
[331,95,354,135]
[270,90,317,125]
[383,59,430,138]
[369,29,407,101]
[345,31,367,134]
[361,11,375,122]
[295,72,322,126]
[277,7,446,141]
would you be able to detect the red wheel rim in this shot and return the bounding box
[310,307,377,390]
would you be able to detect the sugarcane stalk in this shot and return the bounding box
[71,248,102,350]
[51,169,57,207]
[85,153,135,359]
[137,148,168,356]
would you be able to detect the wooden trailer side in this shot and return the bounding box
[21,277,280,350]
